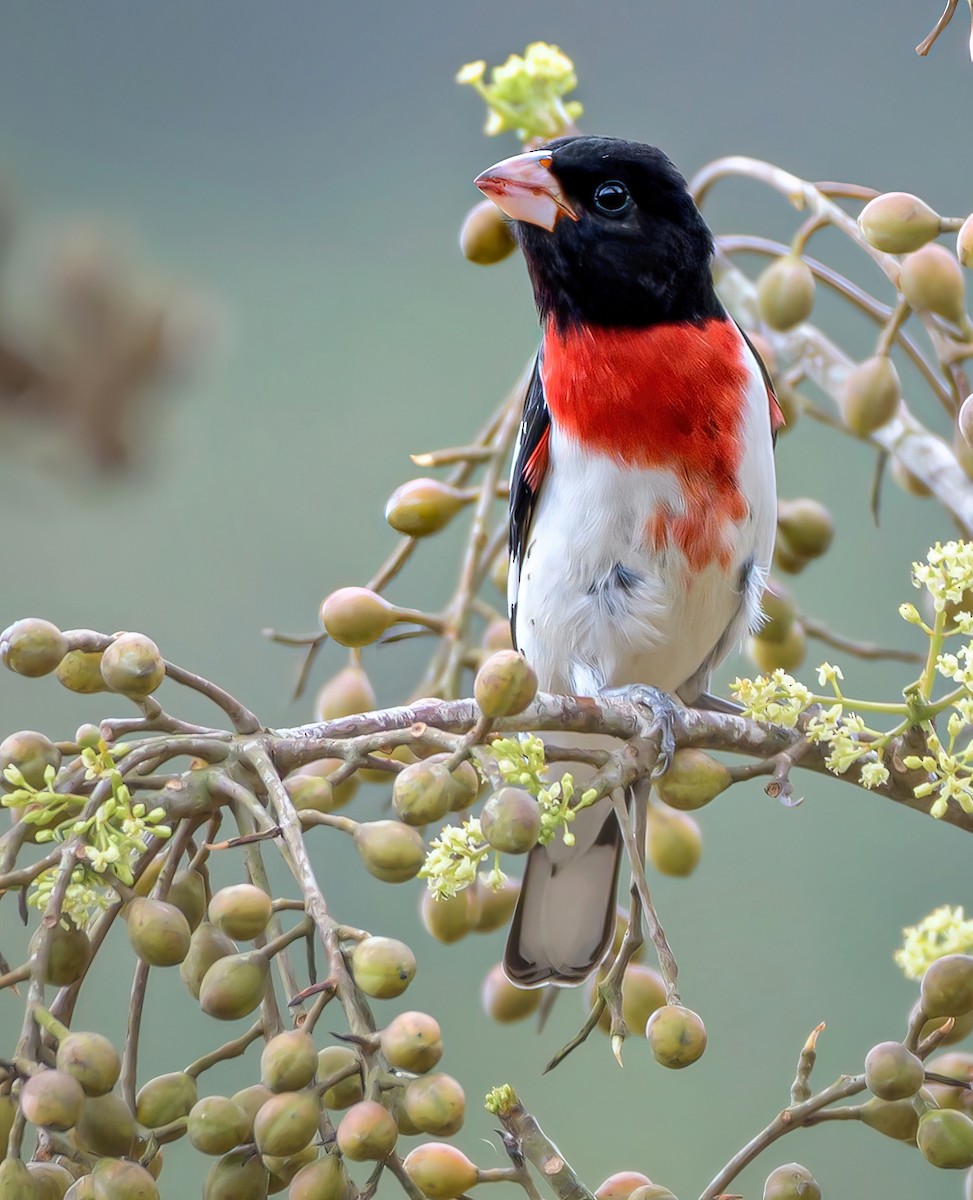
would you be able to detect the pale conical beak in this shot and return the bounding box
[474,150,578,232]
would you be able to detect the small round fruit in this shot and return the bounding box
[351,936,416,999]
[480,787,541,854]
[762,1163,821,1200]
[284,772,336,815]
[628,1187,678,1200]
[646,1005,707,1068]
[135,1071,198,1128]
[56,1031,121,1097]
[777,498,834,560]
[253,1090,320,1158]
[286,1152,347,1200]
[841,355,901,436]
[404,1143,478,1199]
[922,954,973,1018]
[21,1069,85,1130]
[774,382,801,431]
[471,877,520,932]
[436,755,481,812]
[594,1172,653,1200]
[167,868,207,931]
[460,198,517,265]
[899,243,967,324]
[958,214,973,269]
[203,1148,270,1200]
[482,619,514,652]
[474,651,537,718]
[758,582,796,645]
[860,1096,920,1142]
[757,256,815,331]
[655,749,730,811]
[354,820,426,882]
[36,919,90,986]
[188,1095,251,1156]
[481,962,541,1022]
[0,1096,14,1160]
[864,1040,924,1100]
[231,1083,273,1133]
[75,1092,137,1157]
[859,192,941,254]
[180,921,237,999]
[208,884,272,941]
[314,665,376,721]
[385,478,467,537]
[380,1011,444,1074]
[260,1030,318,1093]
[0,1161,36,1200]
[918,1109,973,1169]
[621,964,667,1032]
[960,395,973,450]
[56,650,108,694]
[28,1160,76,1196]
[393,761,453,826]
[773,542,809,575]
[319,587,394,647]
[0,618,68,677]
[100,632,165,697]
[317,1046,364,1110]
[749,622,806,673]
[90,1158,160,1200]
[402,1073,465,1136]
[263,1144,317,1192]
[199,951,269,1020]
[646,804,701,877]
[1,729,61,790]
[420,887,480,944]
[288,1155,347,1200]
[126,897,192,967]
[892,457,932,497]
[336,1099,398,1161]
[925,1051,973,1111]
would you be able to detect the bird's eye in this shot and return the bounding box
[593,180,632,215]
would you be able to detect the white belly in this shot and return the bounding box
[511,364,777,699]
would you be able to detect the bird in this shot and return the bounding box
[474,136,781,988]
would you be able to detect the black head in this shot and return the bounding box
[475,135,721,330]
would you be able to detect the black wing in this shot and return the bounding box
[508,352,551,648]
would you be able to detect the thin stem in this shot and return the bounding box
[184,1021,264,1079]
[876,299,912,358]
[916,0,959,54]
[699,1072,866,1200]
[17,845,79,1063]
[611,791,679,1003]
[718,235,953,413]
[120,960,149,1111]
[489,1087,596,1200]
[243,742,377,1038]
[800,614,924,665]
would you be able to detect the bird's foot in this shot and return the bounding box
[600,684,677,777]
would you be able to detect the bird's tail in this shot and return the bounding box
[503,792,626,987]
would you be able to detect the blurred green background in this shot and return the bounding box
[2,2,972,1196]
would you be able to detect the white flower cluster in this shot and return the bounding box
[456,42,583,141]
[912,540,973,613]
[895,905,973,980]
[418,818,493,901]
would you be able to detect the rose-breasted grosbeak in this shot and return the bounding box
[475,136,781,987]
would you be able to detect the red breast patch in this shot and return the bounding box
[542,318,752,570]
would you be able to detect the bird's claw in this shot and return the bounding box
[600,684,677,777]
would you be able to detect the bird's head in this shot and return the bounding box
[475,135,720,330]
